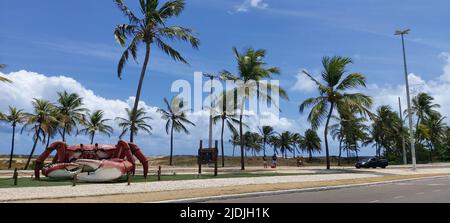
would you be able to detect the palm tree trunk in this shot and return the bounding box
[232,145,235,157]
[324,103,334,170]
[46,135,51,149]
[130,43,151,143]
[90,132,95,144]
[170,123,174,166]
[221,118,225,167]
[25,123,42,170]
[309,150,312,161]
[8,124,16,169]
[239,113,245,170]
[263,141,266,157]
[338,138,342,166]
[62,124,66,142]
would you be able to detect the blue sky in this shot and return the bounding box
[1,0,450,157]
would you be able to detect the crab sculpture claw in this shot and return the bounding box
[42,163,82,179]
[73,159,134,182]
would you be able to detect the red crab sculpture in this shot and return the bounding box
[34,140,148,182]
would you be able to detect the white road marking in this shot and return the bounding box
[432,189,441,192]
[427,184,444,186]
[416,192,425,195]
[369,200,380,203]
[394,196,405,199]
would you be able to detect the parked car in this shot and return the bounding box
[355,157,388,169]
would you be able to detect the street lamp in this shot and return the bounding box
[394,28,416,170]
[203,72,220,148]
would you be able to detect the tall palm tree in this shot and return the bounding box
[116,107,152,142]
[220,47,288,170]
[259,126,276,157]
[80,110,114,144]
[158,97,195,166]
[411,92,440,139]
[299,56,372,169]
[113,0,199,141]
[0,107,27,168]
[23,99,57,170]
[0,64,11,83]
[298,129,322,161]
[56,91,87,141]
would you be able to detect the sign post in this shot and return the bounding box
[198,140,218,176]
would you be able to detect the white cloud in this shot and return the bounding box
[363,52,450,121]
[291,69,318,92]
[236,0,268,12]
[0,70,302,156]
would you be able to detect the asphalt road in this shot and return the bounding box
[204,176,450,203]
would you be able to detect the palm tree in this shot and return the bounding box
[291,132,303,158]
[220,47,288,170]
[56,91,87,141]
[23,99,57,170]
[422,113,446,162]
[158,97,195,166]
[259,126,276,157]
[116,107,152,142]
[80,110,114,144]
[0,64,11,83]
[277,131,294,158]
[298,129,322,161]
[367,105,403,160]
[411,92,440,139]
[229,133,240,157]
[213,110,240,167]
[0,107,27,168]
[113,0,199,142]
[299,56,372,169]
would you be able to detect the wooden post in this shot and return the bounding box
[198,140,203,174]
[13,168,18,186]
[214,140,218,176]
[157,166,161,181]
[72,174,77,187]
[127,171,131,186]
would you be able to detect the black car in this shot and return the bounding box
[355,157,388,169]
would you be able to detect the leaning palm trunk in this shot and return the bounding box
[8,124,16,169]
[309,150,313,161]
[323,103,334,170]
[130,44,151,143]
[24,123,41,170]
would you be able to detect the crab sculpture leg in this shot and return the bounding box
[74,159,133,182]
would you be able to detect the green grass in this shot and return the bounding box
[0,171,328,189]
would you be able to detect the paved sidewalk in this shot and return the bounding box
[2,166,450,202]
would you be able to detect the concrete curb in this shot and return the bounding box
[155,175,450,203]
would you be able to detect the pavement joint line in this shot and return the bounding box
[154,175,450,203]
[394,196,405,199]
[416,192,425,195]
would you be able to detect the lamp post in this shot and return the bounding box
[203,73,220,148]
[395,29,416,170]
[398,97,407,165]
